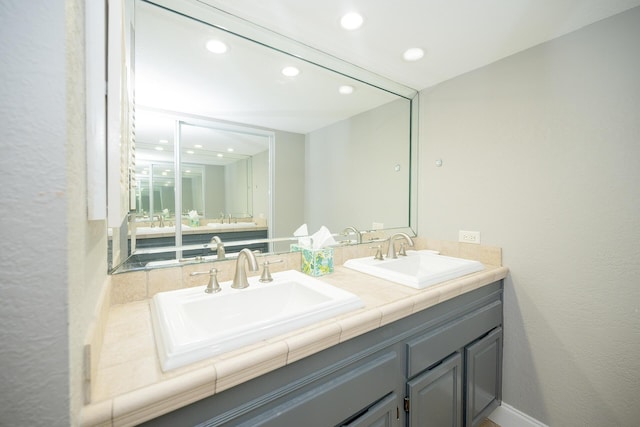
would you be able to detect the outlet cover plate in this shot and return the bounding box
[459,230,481,244]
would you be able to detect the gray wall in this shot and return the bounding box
[418,7,640,426]
[1,0,108,425]
[224,158,249,215]
[252,149,269,221]
[305,99,410,233]
[273,130,306,251]
[204,165,225,217]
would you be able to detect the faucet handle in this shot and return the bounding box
[190,268,221,294]
[369,245,384,261]
[259,259,283,283]
[398,242,408,256]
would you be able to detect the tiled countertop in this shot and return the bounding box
[80,244,508,426]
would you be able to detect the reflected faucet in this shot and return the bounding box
[386,232,414,259]
[231,248,259,289]
[210,236,226,260]
[342,226,362,244]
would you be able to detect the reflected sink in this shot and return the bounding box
[135,225,191,235]
[344,250,484,289]
[206,222,257,229]
[150,270,363,371]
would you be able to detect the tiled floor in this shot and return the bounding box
[479,418,501,427]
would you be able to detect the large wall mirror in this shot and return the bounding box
[109,0,418,272]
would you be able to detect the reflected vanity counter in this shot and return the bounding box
[123,221,269,267]
[81,238,508,426]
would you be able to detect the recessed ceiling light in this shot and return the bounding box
[403,47,425,62]
[217,153,223,158]
[340,12,363,30]
[227,147,234,152]
[194,144,203,148]
[159,139,168,144]
[155,146,164,151]
[338,85,355,95]
[281,66,300,77]
[185,169,191,173]
[186,150,195,154]
[205,39,227,54]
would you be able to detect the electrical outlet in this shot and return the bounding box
[372,222,384,230]
[459,230,481,244]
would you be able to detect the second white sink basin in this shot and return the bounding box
[150,269,363,371]
[344,250,484,289]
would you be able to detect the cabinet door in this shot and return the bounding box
[465,327,502,427]
[407,352,462,427]
[342,393,399,427]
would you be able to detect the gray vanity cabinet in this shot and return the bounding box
[341,392,400,427]
[464,327,503,427]
[406,352,463,426]
[140,281,503,427]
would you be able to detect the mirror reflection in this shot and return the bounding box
[109,0,417,272]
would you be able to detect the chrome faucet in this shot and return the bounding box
[342,226,362,244]
[386,232,414,259]
[231,248,259,289]
[209,236,226,260]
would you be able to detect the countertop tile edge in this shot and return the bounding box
[214,341,289,393]
[111,365,216,427]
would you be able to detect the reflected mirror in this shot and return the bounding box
[109,0,418,272]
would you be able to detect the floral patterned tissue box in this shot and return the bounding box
[290,244,334,277]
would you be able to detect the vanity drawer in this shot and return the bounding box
[406,300,502,378]
[236,350,400,427]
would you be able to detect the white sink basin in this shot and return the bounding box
[150,270,363,371]
[344,250,484,289]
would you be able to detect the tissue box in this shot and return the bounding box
[291,244,334,277]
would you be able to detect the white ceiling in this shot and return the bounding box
[201,0,640,90]
[135,0,640,148]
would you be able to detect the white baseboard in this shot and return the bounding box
[488,403,548,427]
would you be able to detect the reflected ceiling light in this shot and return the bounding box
[340,12,363,30]
[159,139,168,144]
[338,85,355,95]
[155,146,164,151]
[403,47,425,61]
[217,153,223,158]
[161,171,167,176]
[205,39,227,54]
[186,150,195,154]
[194,144,203,148]
[281,66,300,77]
[227,147,234,152]
[185,169,191,173]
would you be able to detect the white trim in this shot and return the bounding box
[86,0,107,220]
[488,403,549,427]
